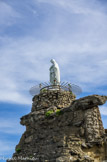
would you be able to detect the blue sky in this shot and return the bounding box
[0,0,107,161]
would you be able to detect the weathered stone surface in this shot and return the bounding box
[7,91,107,162]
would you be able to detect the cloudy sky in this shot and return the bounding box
[0,0,107,160]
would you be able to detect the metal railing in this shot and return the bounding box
[40,85,70,92]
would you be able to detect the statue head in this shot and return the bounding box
[50,59,56,64]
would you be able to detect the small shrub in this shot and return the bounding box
[41,88,47,93]
[79,141,82,145]
[16,148,21,153]
[45,110,54,117]
[56,109,62,116]
[70,91,73,95]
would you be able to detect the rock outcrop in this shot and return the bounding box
[8,90,107,162]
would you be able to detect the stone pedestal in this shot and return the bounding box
[7,91,107,162]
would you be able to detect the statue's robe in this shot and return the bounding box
[50,63,60,85]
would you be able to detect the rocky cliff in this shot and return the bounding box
[8,90,107,162]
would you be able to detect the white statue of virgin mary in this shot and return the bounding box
[49,59,60,85]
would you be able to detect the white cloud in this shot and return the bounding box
[0,140,14,155]
[0,0,107,104]
[36,0,105,15]
[0,90,31,105]
[0,118,25,134]
[0,35,107,104]
[99,106,107,115]
[0,1,20,26]
[0,119,22,155]
[0,119,25,157]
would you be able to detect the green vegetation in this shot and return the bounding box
[45,109,63,117]
[78,141,82,145]
[70,91,73,95]
[56,109,62,116]
[16,148,21,153]
[41,88,47,93]
[45,110,54,117]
